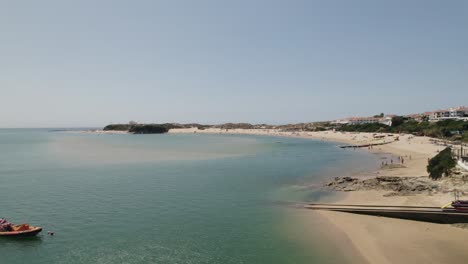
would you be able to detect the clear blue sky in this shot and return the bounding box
[1,0,467,127]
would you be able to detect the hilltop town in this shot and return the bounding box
[332,106,468,126]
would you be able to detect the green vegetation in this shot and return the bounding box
[337,118,468,142]
[104,124,175,134]
[390,116,406,127]
[219,123,255,129]
[103,124,132,131]
[337,123,389,132]
[129,124,169,134]
[103,123,216,134]
[463,133,468,142]
[427,147,457,180]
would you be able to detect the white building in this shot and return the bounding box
[332,116,393,126]
[429,106,468,122]
[449,106,468,118]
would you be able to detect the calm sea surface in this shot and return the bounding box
[0,129,378,264]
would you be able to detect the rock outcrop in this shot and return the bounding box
[325,173,468,196]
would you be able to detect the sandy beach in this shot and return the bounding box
[169,127,468,264]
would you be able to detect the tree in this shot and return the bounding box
[427,147,457,180]
[391,116,406,127]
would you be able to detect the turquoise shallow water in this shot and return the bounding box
[0,129,378,263]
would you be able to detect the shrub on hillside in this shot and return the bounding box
[462,133,468,143]
[338,123,389,132]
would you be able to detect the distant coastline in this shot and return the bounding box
[98,114,468,143]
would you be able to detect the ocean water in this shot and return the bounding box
[0,129,378,264]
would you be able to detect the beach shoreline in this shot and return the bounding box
[169,127,468,263]
[78,129,130,135]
